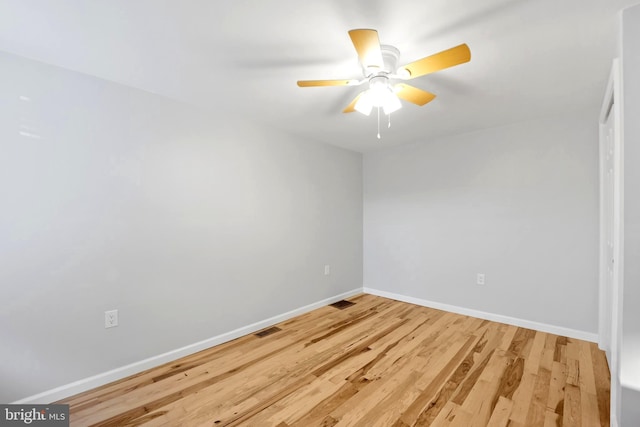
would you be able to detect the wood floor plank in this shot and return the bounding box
[410,322,504,426]
[188,318,410,426]
[524,360,551,426]
[578,340,602,427]
[459,351,511,426]
[543,409,561,427]
[564,383,582,426]
[253,315,440,426]
[428,401,463,426]
[57,295,610,427]
[523,331,547,375]
[356,327,487,426]
[508,371,538,424]
[486,396,513,427]
[394,335,482,425]
[288,382,362,427]
[591,343,611,427]
[498,324,520,352]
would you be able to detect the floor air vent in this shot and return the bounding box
[329,300,356,310]
[254,326,282,338]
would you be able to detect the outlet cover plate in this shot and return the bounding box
[105,309,118,328]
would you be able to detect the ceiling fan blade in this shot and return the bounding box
[348,29,384,69]
[399,43,471,79]
[343,93,364,113]
[394,84,436,106]
[297,79,358,87]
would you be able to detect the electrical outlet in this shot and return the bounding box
[105,310,118,328]
[477,273,485,285]
[324,265,331,275]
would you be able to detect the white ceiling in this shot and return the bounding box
[0,0,636,152]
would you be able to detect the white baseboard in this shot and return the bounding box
[13,288,362,404]
[363,287,599,343]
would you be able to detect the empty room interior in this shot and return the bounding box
[1,1,640,426]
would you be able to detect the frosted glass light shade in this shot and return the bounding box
[354,91,373,115]
[383,93,402,114]
[354,81,402,116]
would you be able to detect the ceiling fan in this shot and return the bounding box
[297,29,471,117]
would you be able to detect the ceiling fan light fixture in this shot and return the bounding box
[382,92,402,114]
[354,77,402,116]
[369,77,389,100]
[296,29,471,128]
[354,91,373,115]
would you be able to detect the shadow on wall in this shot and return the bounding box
[622,387,640,425]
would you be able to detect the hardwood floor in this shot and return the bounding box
[60,294,610,426]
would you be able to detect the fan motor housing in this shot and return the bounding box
[363,45,400,77]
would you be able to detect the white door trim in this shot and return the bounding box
[599,61,614,353]
[598,58,624,427]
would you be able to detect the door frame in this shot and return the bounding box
[598,58,624,426]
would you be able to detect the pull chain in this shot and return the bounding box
[377,107,381,139]
[388,112,391,128]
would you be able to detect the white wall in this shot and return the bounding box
[0,51,363,403]
[621,3,640,425]
[364,110,599,334]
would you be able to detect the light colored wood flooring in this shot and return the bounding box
[60,294,610,426]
